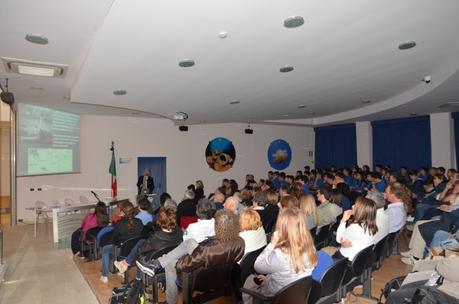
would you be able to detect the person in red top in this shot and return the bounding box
[71,201,109,256]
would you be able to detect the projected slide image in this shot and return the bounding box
[20,106,52,144]
[28,148,73,175]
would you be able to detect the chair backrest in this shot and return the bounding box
[307,280,322,304]
[180,216,198,229]
[373,235,388,263]
[314,224,330,245]
[84,226,103,243]
[182,262,236,303]
[350,245,375,277]
[239,245,266,284]
[98,229,114,248]
[272,276,313,304]
[318,258,349,296]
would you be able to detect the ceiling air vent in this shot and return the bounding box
[2,57,68,78]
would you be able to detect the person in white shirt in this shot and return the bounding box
[239,208,267,257]
[384,182,411,233]
[335,197,378,261]
[183,198,215,243]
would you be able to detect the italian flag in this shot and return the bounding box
[109,144,117,199]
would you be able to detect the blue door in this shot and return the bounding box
[137,157,166,195]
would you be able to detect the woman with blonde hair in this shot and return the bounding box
[299,194,319,229]
[239,208,267,256]
[335,197,378,260]
[243,208,317,303]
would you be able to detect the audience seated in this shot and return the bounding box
[334,197,378,260]
[183,198,215,243]
[100,201,143,283]
[211,187,226,210]
[71,201,109,256]
[252,191,279,233]
[242,208,317,304]
[135,197,153,225]
[138,209,244,304]
[114,207,182,274]
[299,194,318,230]
[316,185,342,229]
[239,209,267,256]
[223,195,241,214]
[384,182,410,233]
[194,180,205,201]
[176,190,196,222]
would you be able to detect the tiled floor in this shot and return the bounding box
[0,223,98,304]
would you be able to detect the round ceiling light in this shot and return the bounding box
[173,112,189,120]
[280,66,294,73]
[113,89,127,96]
[398,41,416,50]
[229,100,240,105]
[362,100,371,104]
[178,60,195,67]
[218,31,228,39]
[297,104,307,109]
[284,16,305,28]
[410,112,418,116]
[25,34,49,45]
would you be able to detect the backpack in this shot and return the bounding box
[109,280,145,304]
[403,286,459,304]
[378,275,407,304]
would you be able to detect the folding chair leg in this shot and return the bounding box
[356,269,378,301]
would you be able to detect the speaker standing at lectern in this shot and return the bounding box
[137,168,155,196]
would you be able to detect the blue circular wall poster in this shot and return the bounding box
[205,137,236,172]
[267,139,292,170]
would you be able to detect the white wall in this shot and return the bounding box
[430,112,455,168]
[17,115,314,221]
[356,121,372,168]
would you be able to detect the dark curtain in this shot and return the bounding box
[452,112,459,167]
[372,116,431,170]
[314,124,357,169]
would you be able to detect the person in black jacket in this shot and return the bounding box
[100,201,143,283]
[137,168,155,195]
[176,190,197,224]
[114,207,183,275]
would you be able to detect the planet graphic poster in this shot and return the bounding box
[267,139,292,170]
[205,137,236,172]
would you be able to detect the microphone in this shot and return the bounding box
[91,191,102,203]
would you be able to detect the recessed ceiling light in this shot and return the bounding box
[218,32,228,39]
[297,104,307,109]
[178,60,195,68]
[2,57,68,78]
[284,16,305,28]
[30,86,43,90]
[173,112,189,120]
[410,112,418,116]
[229,100,240,105]
[25,34,48,45]
[398,41,416,50]
[283,114,290,117]
[113,89,127,96]
[362,100,371,104]
[280,66,294,73]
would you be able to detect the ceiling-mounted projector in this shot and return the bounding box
[179,125,188,132]
[244,128,253,134]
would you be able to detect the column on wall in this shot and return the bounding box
[430,113,454,169]
[356,121,372,168]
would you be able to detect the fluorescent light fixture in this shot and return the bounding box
[1,57,68,78]
[18,65,55,77]
[173,112,189,120]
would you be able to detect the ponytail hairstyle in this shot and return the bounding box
[388,182,413,213]
[121,201,136,229]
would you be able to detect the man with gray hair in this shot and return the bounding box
[224,196,241,214]
[184,198,216,243]
[177,189,197,224]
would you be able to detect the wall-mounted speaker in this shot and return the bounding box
[179,125,188,132]
[0,91,14,105]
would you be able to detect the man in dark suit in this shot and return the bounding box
[137,168,154,195]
